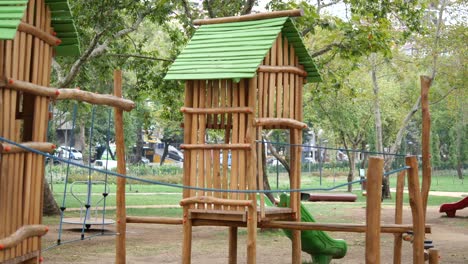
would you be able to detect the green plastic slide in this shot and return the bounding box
[274,194,348,264]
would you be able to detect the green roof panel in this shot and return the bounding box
[165,17,321,83]
[0,0,80,56]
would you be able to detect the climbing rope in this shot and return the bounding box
[57,104,78,245]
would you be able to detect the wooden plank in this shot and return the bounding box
[222,80,231,205]
[220,80,226,128]
[193,9,304,25]
[393,170,405,264]
[406,156,425,264]
[297,64,304,121]
[262,55,269,118]
[246,204,257,264]
[294,57,301,122]
[259,222,431,233]
[428,249,439,264]
[365,156,384,264]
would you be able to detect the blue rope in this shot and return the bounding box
[0,136,366,194]
[258,140,407,157]
[81,105,96,238]
[383,166,410,176]
[57,104,78,245]
[100,108,112,234]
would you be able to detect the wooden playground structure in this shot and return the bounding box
[120,10,439,264]
[0,5,440,264]
[0,1,134,263]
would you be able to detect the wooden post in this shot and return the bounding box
[406,156,425,264]
[393,170,405,264]
[365,156,383,264]
[420,75,432,220]
[428,249,439,264]
[228,227,238,264]
[246,205,257,264]
[114,70,127,264]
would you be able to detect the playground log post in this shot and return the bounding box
[365,156,383,264]
[393,170,406,264]
[114,70,127,264]
[420,75,432,220]
[428,249,439,264]
[406,156,425,264]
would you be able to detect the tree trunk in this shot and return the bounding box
[43,179,60,216]
[371,53,384,155]
[346,150,356,192]
[262,140,276,204]
[160,141,169,165]
[135,124,144,164]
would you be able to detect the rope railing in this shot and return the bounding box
[0,136,410,194]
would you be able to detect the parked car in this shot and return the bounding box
[93,160,118,170]
[58,146,83,160]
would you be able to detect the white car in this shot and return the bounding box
[58,146,83,160]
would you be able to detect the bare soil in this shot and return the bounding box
[41,206,468,263]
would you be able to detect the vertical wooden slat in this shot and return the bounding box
[268,42,276,118]
[262,54,269,118]
[206,80,212,127]
[276,33,283,118]
[365,156,384,264]
[294,57,301,122]
[238,80,246,203]
[393,170,405,264]
[0,41,5,263]
[246,204,257,264]
[222,81,231,203]
[183,81,194,200]
[182,81,193,264]
[297,64,304,122]
[289,45,295,118]
[3,39,14,261]
[190,81,200,204]
[247,77,258,213]
[257,70,264,118]
[212,80,219,128]
[283,37,290,118]
[213,149,221,210]
[198,81,206,208]
[230,82,239,206]
[220,80,226,128]
[406,156,425,264]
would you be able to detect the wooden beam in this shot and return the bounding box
[0,142,55,154]
[126,216,183,225]
[406,156,425,264]
[17,22,60,46]
[180,143,251,150]
[258,65,307,77]
[114,70,127,264]
[181,106,253,114]
[180,196,254,207]
[393,170,406,264]
[193,9,304,25]
[254,118,307,129]
[420,75,432,220]
[258,221,431,234]
[0,225,48,250]
[1,78,135,111]
[366,156,383,264]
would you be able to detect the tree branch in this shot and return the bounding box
[242,0,256,15]
[57,9,153,88]
[430,86,459,106]
[311,42,343,57]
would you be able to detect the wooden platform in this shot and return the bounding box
[307,193,357,202]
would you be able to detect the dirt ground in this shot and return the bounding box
[41,206,468,264]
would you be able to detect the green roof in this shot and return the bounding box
[165,17,321,83]
[0,0,80,56]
